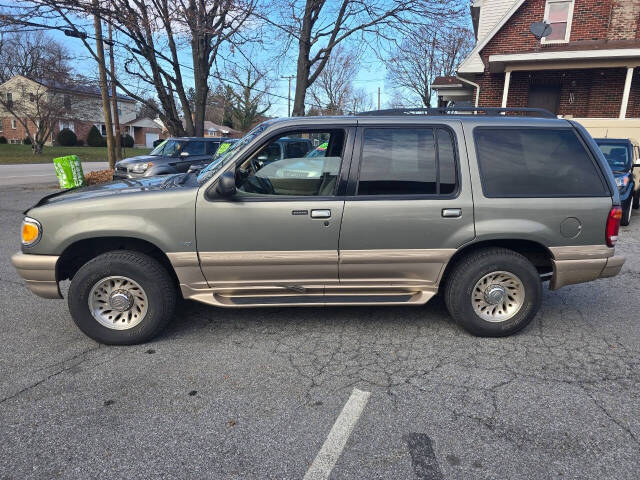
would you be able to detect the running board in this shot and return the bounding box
[180,285,437,308]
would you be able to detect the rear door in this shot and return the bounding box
[338,120,475,288]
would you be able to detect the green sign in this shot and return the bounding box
[53,155,85,189]
[216,141,233,156]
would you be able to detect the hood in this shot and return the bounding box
[28,175,192,211]
[115,155,160,167]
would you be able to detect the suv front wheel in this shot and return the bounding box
[444,248,542,337]
[68,250,177,345]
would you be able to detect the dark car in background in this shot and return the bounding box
[595,138,639,226]
[113,137,231,179]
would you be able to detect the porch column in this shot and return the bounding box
[620,66,634,119]
[501,70,511,108]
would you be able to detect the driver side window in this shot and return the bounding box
[236,130,346,197]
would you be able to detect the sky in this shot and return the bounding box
[44,25,393,118]
[6,1,471,118]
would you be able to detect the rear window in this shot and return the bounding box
[474,128,608,197]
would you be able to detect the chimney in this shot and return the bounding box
[608,0,640,41]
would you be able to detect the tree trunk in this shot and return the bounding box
[93,0,116,169]
[108,23,122,160]
[292,42,311,116]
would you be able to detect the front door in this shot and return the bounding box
[528,83,561,115]
[195,126,354,291]
[339,122,475,289]
[175,140,208,172]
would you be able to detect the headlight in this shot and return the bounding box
[131,162,152,173]
[615,175,630,189]
[21,217,42,247]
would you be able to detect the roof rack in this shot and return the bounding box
[357,107,557,119]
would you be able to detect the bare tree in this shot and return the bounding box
[0,77,91,154]
[309,45,357,115]
[27,0,258,136]
[227,65,272,132]
[0,31,76,154]
[260,0,462,115]
[0,30,71,84]
[346,87,372,114]
[386,25,473,107]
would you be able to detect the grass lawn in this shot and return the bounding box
[0,144,152,164]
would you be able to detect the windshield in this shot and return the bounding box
[596,142,631,172]
[149,139,185,157]
[197,123,269,184]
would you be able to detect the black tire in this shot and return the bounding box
[633,190,639,210]
[68,250,177,345]
[444,248,542,337]
[621,196,633,226]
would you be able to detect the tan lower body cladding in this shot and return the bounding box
[171,249,456,307]
[10,252,61,299]
[549,245,625,290]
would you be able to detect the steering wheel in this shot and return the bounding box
[249,157,263,173]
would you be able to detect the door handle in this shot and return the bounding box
[311,209,331,219]
[442,208,462,218]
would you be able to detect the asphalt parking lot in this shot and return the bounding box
[1,183,639,480]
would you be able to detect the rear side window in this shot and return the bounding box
[474,128,608,197]
[357,127,458,196]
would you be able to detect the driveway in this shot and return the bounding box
[0,162,109,187]
[1,183,639,479]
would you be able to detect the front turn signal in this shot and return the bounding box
[21,217,42,246]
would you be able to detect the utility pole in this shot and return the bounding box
[281,75,295,116]
[92,0,115,169]
[108,22,122,161]
[377,87,381,110]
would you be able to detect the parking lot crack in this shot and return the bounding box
[0,345,102,405]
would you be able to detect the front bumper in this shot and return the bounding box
[11,252,62,299]
[549,246,625,290]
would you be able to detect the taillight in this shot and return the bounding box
[606,206,622,247]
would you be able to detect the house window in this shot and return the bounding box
[100,124,107,136]
[29,93,35,102]
[0,121,3,133]
[11,119,17,129]
[64,95,71,110]
[6,92,13,107]
[543,0,574,43]
[59,120,75,132]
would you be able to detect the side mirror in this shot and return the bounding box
[180,151,189,158]
[216,170,236,197]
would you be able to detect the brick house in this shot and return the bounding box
[433,0,640,139]
[0,75,162,147]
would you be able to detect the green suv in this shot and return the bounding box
[12,109,625,344]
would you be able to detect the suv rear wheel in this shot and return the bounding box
[68,250,177,345]
[444,248,542,337]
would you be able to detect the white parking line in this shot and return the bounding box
[303,388,371,480]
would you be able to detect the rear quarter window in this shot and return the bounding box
[474,128,608,197]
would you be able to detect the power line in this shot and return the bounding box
[1,14,324,110]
